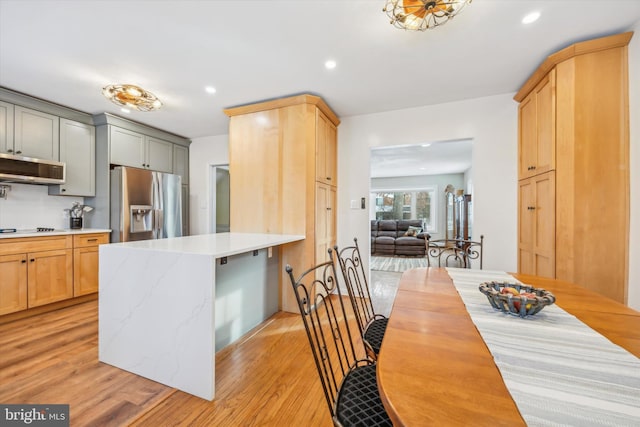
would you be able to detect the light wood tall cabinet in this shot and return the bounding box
[224,94,340,312]
[515,32,631,303]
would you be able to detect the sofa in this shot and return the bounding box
[371,219,427,256]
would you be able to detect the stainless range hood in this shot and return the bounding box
[0,153,65,185]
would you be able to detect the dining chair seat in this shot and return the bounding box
[336,363,392,427]
[363,317,389,355]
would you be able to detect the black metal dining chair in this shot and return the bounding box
[426,234,484,269]
[286,253,392,427]
[334,238,388,360]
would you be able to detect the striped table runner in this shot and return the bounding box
[446,268,640,427]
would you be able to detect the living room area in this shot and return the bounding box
[369,139,473,274]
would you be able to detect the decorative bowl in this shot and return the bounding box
[478,281,556,318]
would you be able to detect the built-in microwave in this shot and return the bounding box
[0,153,65,184]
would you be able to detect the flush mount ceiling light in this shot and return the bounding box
[102,84,162,112]
[383,0,472,31]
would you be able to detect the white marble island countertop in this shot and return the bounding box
[103,232,305,257]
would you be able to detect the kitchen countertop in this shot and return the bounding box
[103,232,305,258]
[0,228,112,240]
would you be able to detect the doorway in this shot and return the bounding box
[209,165,230,233]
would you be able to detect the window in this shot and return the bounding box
[371,187,437,232]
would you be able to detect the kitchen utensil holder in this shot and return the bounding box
[70,217,83,229]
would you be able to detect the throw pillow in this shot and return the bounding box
[404,226,422,237]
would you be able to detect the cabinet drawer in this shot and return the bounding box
[0,235,72,256]
[73,233,109,248]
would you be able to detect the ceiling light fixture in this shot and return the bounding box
[383,0,472,31]
[325,60,337,70]
[102,84,162,112]
[522,11,541,24]
[205,86,217,94]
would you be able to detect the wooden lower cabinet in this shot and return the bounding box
[0,253,28,315]
[73,233,109,296]
[27,248,73,308]
[0,232,109,317]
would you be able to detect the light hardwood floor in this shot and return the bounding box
[0,271,401,426]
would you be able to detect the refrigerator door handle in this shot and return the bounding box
[153,209,163,231]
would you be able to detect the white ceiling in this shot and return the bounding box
[371,139,472,177]
[1,1,639,147]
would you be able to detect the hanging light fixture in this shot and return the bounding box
[383,0,472,31]
[102,84,163,112]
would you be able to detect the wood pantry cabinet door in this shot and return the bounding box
[0,253,28,315]
[315,183,336,264]
[316,110,337,185]
[27,249,73,308]
[518,71,555,179]
[518,172,555,278]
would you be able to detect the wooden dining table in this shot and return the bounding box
[376,267,640,426]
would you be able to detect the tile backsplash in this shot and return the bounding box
[0,183,84,230]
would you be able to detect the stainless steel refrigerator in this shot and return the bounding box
[110,166,182,242]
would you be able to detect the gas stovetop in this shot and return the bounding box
[0,227,59,234]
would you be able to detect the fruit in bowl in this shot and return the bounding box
[479,281,556,317]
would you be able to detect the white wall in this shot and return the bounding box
[188,134,229,235]
[0,183,83,229]
[338,93,519,272]
[627,20,640,310]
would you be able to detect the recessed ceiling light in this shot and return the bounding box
[522,11,540,24]
[121,108,130,113]
[325,60,337,70]
[205,86,217,94]
[421,143,432,147]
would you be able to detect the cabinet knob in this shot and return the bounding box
[30,258,35,262]
[61,188,66,192]
[21,259,26,264]
[7,149,13,153]
[16,151,22,154]
[326,177,331,180]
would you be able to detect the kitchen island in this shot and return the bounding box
[98,232,304,400]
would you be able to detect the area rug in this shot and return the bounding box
[370,256,427,272]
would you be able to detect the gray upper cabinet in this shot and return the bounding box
[49,119,96,197]
[173,144,189,184]
[109,126,173,173]
[147,137,173,173]
[109,126,146,169]
[13,106,60,160]
[0,101,14,154]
